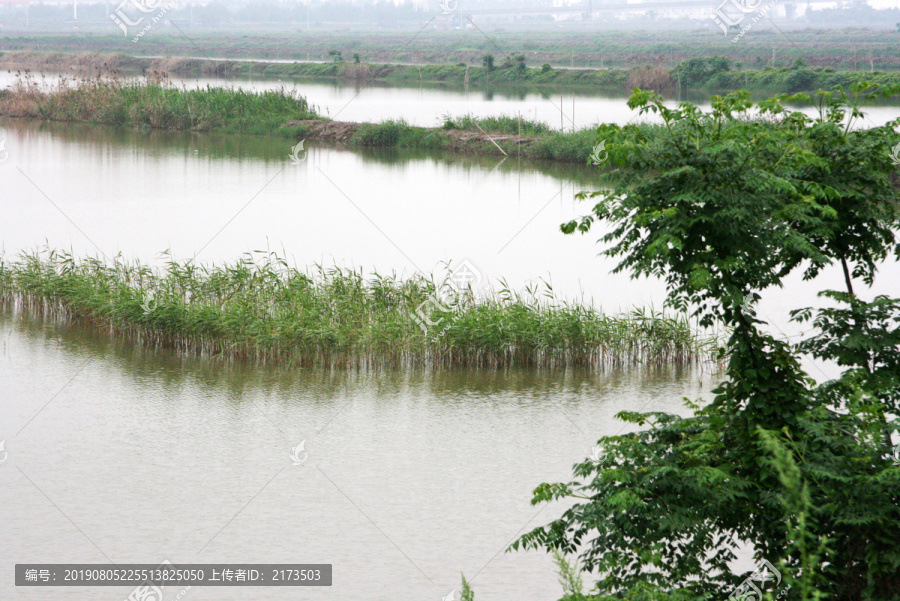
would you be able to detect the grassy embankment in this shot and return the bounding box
[343,114,604,162]
[0,74,623,162]
[0,250,713,369]
[7,70,894,163]
[0,73,321,136]
[260,59,900,95]
[3,28,900,71]
[6,49,900,95]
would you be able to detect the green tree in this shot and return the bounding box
[515,54,527,73]
[673,56,732,88]
[513,86,900,600]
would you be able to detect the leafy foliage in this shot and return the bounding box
[515,85,900,600]
[460,573,475,601]
[673,56,731,88]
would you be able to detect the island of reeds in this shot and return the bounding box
[0,72,620,162]
[0,250,713,369]
[0,72,322,137]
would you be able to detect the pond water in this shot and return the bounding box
[0,114,712,601]
[1,79,897,600]
[0,309,716,601]
[3,69,900,129]
[2,116,895,338]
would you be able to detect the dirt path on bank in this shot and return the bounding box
[285,119,540,155]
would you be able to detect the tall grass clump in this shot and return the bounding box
[350,119,448,149]
[442,113,552,136]
[0,72,322,135]
[531,129,598,163]
[0,249,714,369]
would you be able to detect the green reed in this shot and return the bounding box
[0,250,714,369]
[350,119,449,149]
[441,113,553,136]
[0,72,322,135]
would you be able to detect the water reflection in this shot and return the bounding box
[0,308,715,601]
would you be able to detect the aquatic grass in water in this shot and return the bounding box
[0,250,714,369]
[0,72,322,135]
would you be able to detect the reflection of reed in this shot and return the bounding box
[0,303,708,400]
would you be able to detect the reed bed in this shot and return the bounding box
[0,72,321,135]
[0,250,714,369]
[350,118,449,149]
[441,113,553,136]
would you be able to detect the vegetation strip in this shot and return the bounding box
[0,250,711,369]
[3,26,900,72]
[287,117,601,162]
[0,74,619,162]
[5,50,900,96]
[0,73,321,136]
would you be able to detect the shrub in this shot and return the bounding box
[627,65,673,91]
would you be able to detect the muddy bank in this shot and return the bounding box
[0,67,597,163]
[283,117,600,163]
[286,118,545,157]
[0,50,632,90]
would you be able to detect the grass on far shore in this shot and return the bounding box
[0,249,715,369]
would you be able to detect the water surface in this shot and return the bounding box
[0,310,716,601]
[1,87,898,600]
[3,69,899,128]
